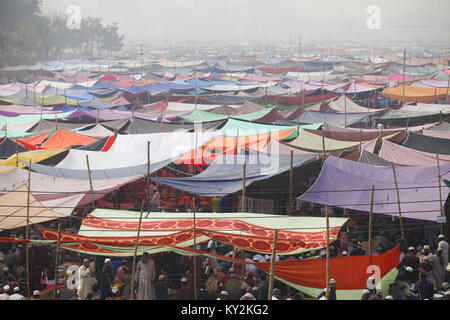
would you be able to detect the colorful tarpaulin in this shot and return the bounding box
[402,131,450,155]
[38,209,348,256]
[298,156,450,221]
[254,245,401,300]
[30,131,222,179]
[0,185,83,231]
[0,149,66,168]
[152,153,316,197]
[381,86,448,103]
[283,129,373,153]
[378,139,450,166]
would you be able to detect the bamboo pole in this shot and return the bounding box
[391,163,405,238]
[344,91,347,128]
[25,160,32,299]
[96,109,99,124]
[193,194,198,300]
[53,223,61,300]
[86,155,95,211]
[359,129,363,158]
[402,49,406,103]
[325,204,330,300]
[147,141,151,214]
[267,229,278,300]
[368,185,375,265]
[289,150,293,216]
[437,154,444,235]
[130,201,145,300]
[242,161,247,213]
[296,113,300,138]
[15,140,19,167]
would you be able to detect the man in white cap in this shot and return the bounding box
[100,258,114,300]
[217,290,228,300]
[173,277,193,300]
[32,290,40,300]
[437,235,448,270]
[0,285,10,300]
[9,287,24,300]
[317,279,337,300]
[399,247,420,282]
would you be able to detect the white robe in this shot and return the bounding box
[135,259,156,300]
[77,265,92,300]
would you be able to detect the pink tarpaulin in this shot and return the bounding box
[422,130,450,140]
[388,73,421,82]
[378,140,450,166]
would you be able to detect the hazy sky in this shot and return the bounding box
[41,0,450,46]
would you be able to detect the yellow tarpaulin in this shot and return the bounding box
[381,86,448,103]
[0,149,66,168]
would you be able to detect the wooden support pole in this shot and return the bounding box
[322,132,326,164]
[296,113,300,138]
[344,91,347,128]
[267,229,278,300]
[289,150,293,216]
[325,204,330,300]
[96,109,99,124]
[86,155,95,211]
[25,160,32,299]
[391,163,405,238]
[193,194,198,300]
[242,161,247,213]
[130,201,145,300]
[235,129,239,155]
[437,154,444,235]
[402,49,406,104]
[55,115,58,130]
[147,141,151,214]
[359,129,363,158]
[53,223,61,300]
[15,140,19,167]
[368,185,375,265]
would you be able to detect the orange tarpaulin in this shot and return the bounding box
[203,131,289,150]
[381,86,448,103]
[254,245,401,290]
[20,130,53,146]
[39,130,97,149]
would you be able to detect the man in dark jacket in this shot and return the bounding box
[100,258,114,300]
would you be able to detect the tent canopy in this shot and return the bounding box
[298,156,450,221]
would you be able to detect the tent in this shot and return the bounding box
[0,149,67,168]
[152,153,316,197]
[377,139,450,166]
[283,129,375,153]
[0,138,29,159]
[298,156,450,221]
[402,131,450,155]
[381,86,448,103]
[0,185,83,231]
[299,110,370,127]
[38,209,348,256]
[30,131,222,179]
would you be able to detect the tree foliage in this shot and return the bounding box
[0,0,125,67]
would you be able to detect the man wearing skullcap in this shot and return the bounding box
[398,247,420,282]
[173,277,193,300]
[437,235,448,271]
[217,290,228,300]
[0,285,10,300]
[154,274,168,300]
[100,258,114,300]
[415,272,434,300]
[32,290,40,300]
[9,287,24,300]
[317,279,337,300]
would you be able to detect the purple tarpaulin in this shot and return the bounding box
[298,156,450,221]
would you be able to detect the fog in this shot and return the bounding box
[41,0,450,46]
